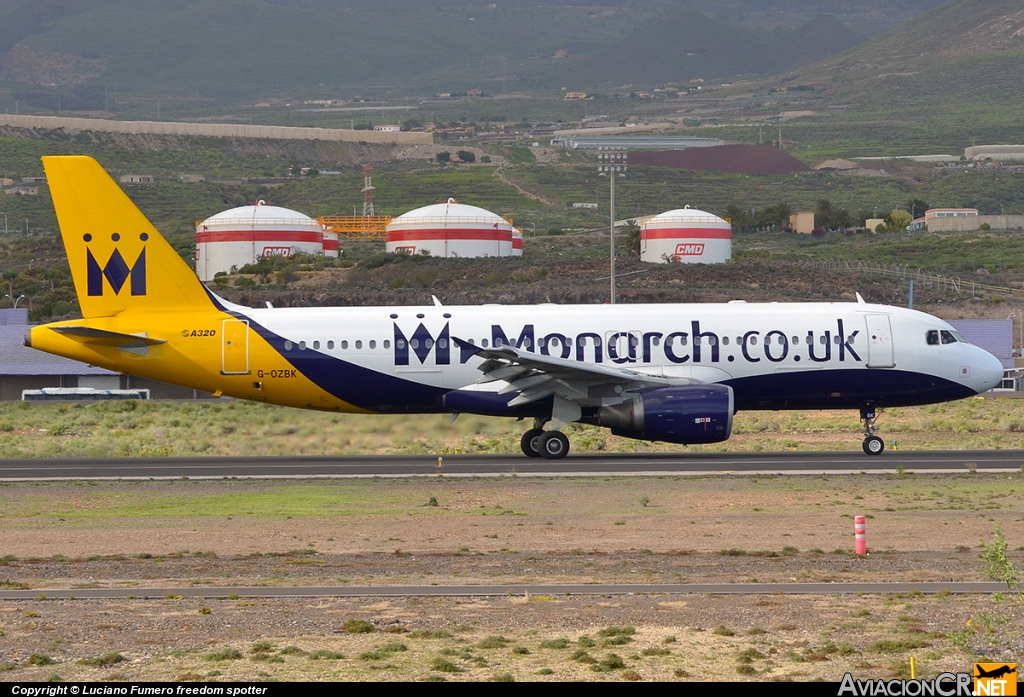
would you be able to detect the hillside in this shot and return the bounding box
[750,0,1024,150]
[0,0,924,108]
[570,11,866,88]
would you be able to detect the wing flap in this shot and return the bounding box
[452,336,699,407]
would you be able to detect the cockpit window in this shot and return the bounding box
[926,330,940,345]
[940,330,958,345]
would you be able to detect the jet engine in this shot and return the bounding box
[585,384,734,445]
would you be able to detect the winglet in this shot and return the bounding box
[856,292,866,304]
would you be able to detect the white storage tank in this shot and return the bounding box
[322,229,339,258]
[196,201,326,281]
[640,206,731,264]
[512,229,523,257]
[385,199,515,258]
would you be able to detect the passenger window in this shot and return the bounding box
[369,340,376,349]
[410,339,419,349]
[299,341,306,350]
[630,335,639,347]
[940,330,957,345]
[722,336,730,346]
[791,336,799,345]
[284,341,293,351]
[833,335,840,344]
[926,330,940,345]
[355,340,362,349]
[341,340,348,349]
[313,341,320,350]
[482,339,488,348]
[396,340,404,349]
[438,339,447,349]
[384,340,391,349]
[328,341,334,350]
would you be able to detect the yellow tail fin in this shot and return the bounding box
[43,155,213,319]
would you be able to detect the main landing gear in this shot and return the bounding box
[521,418,570,459]
[861,406,884,456]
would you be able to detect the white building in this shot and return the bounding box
[196,201,327,281]
[640,207,731,264]
[385,199,517,258]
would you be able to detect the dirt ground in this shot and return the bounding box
[0,474,1022,681]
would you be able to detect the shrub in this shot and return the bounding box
[342,619,375,634]
[77,652,125,667]
[591,653,626,672]
[308,650,344,660]
[205,648,242,661]
[539,638,570,649]
[477,636,509,649]
[26,654,57,666]
[431,657,461,673]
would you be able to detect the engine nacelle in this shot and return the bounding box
[588,384,734,445]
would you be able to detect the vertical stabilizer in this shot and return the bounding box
[42,156,213,318]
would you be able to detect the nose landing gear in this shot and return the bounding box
[861,406,884,455]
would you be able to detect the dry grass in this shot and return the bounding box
[3,397,1024,459]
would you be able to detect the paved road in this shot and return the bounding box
[0,450,1020,480]
[0,582,1007,600]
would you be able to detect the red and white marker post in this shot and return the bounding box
[854,515,867,555]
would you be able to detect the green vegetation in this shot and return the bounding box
[76,652,125,667]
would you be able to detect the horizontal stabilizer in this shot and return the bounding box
[50,326,166,348]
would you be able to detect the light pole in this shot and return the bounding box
[597,147,626,304]
[5,294,25,308]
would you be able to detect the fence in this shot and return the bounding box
[800,259,1024,300]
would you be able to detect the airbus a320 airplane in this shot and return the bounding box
[26,157,1004,457]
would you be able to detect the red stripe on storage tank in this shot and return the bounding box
[386,228,513,242]
[196,230,325,244]
[641,227,732,240]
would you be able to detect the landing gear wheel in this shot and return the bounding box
[863,435,884,456]
[520,428,545,458]
[537,431,570,460]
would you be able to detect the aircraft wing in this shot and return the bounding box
[452,337,700,408]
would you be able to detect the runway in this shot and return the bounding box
[0,449,1021,480]
[0,581,1007,600]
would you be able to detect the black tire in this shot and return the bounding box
[520,428,544,458]
[538,431,570,460]
[863,436,884,456]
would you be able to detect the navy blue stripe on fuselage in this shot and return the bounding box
[238,312,449,413]
[725,369,975,410]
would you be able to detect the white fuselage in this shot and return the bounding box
[232,300,1004,414]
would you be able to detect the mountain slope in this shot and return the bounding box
[0,0,872,102]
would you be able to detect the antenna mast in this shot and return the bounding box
[362,163,375,217]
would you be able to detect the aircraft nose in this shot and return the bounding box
[974,349,1005,393]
